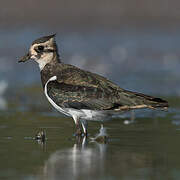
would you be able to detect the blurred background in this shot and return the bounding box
[0,0,180,95]
[0,1,180,179]
[0,0,180,107]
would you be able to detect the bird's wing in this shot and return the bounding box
[47,64,168,111]
[46,64,124,110]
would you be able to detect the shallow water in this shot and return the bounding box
[0,96,180,180]
[0,30,180,179]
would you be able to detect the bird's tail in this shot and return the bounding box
[130,91,169,109]
[115,90,169,111]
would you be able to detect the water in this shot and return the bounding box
[0,29,180,179]
[0,108,180,180]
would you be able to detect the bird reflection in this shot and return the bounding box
[42,136,107,180]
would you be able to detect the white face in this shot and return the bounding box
[29,38,55,70]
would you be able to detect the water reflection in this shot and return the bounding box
[0,80,8,110]
[34,115,180,180]
[1,110,180,179]
[42,137,107,180]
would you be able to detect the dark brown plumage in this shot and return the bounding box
[41,61,168,112]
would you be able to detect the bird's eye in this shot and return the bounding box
[37,45,44,51]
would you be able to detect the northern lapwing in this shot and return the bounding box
[19,34,168,136]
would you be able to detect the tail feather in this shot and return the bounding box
[132,91,169,109]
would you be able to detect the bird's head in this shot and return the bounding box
[19,34,60,70]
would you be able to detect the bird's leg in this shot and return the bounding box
[81,119,88,137]
[72,115,82,136]
[76,122,82,136]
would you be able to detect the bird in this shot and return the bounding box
[19,34,168,136]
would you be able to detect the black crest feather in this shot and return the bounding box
[32,34,56,45]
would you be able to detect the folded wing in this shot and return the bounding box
[47,64,168,111]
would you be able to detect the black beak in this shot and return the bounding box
[18,53,31,63]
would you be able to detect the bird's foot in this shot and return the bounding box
[93,135,108,144]
[74,129,88,137]
[83,132,88,137]
[90,124,108,144]
[75,128,83,136]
